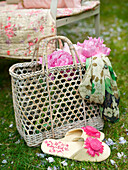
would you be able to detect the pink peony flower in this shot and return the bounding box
[38,37,111,68]
[84,137,104,157]
[82,126,101,138]
[38,50,73,68]
[77,37,111,57]
[63,37,111,61]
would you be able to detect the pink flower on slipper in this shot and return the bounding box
[82,126,101,138]
[84,137,104,157]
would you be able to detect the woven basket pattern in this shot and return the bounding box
[9,36,104,147]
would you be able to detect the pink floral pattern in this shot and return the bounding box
[0,1,100,58]
[82,126,101,138]
[5,23,16,39]
[44,140,69,153]
[0,2,56,58]
[84,137,104,157]
[0,1,100,18]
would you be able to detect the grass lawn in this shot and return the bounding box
[0,0,128,169]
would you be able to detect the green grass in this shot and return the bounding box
[0,0,128,169]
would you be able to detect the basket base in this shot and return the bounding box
[16,116,104,147]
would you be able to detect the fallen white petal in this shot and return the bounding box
[47,167,52,170]
[39,153,45,158]
[11,161,14,164]
[117,152,123,159]
[106,138,116,146]
[9,124,13,128]
[115,164,118,168]
[53,166,57,170]
[110,159,115,165]
[117,27,122,32]
[46,157,54,163]
[121,123,125,128]
[2,160,7,164]
[123,154,127,158]
[15,139,20,144]
[61,160,68,166]
[117,37,121,40]
[112,146,117,150]
[9,133,12,137]
[36,153,40,157]
[119,137,127,144]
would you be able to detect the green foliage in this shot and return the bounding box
[0,0,128,169]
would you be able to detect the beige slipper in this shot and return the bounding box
[61,126,105,142]
[41,137,110,162]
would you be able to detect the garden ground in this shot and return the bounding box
[0,0,128,169]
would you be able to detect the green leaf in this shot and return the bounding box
[105,78,113,94]
[108,66,116,81]
[91,82,95,94]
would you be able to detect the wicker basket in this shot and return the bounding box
[9,36,104,147]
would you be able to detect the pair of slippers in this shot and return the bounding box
[41,126,110,162]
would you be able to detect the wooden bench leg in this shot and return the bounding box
[94,13,100,37]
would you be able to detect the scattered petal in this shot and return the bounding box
[117,152,124,159]
[9,124,13,128]
[40,153,45,158]
[123,47,126,51]
[53,166,57,170]
[61,160,68,166]
[47,167,52,170]
[46,157,55,163]
[36,152,45,158]
[2,160,7,164]
[115,164,118,168]
[15,139,20,144]
[106,138,116,146]
[119,137,127,144]
[11,161,14,164]
[123,154,127,158]
[112,146,117,150]
[121,123,125,128]
[36,153,40,157]
[110,159,115,165]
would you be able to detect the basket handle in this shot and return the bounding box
[36,35,84,74]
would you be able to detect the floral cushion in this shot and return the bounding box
[0,1,100,18]
[0,4,56,59]
[0,1,100,59]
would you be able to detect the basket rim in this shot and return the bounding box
[9,61,85,80]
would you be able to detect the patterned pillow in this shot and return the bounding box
[19,0,81,9]
[6,0,19,4]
